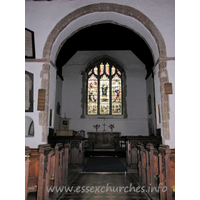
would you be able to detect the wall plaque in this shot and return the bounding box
[164,82,173,94]
[37,89,46,111]
[25,28,35,59]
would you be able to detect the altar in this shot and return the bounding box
[87,132,121,148]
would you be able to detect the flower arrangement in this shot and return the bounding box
[93,124,100,132]
[108,124,115,132]
[171,185,175,192]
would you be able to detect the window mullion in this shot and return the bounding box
[97,66,100,115]
[110,75,112,115]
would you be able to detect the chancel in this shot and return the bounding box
[25,0,175,199]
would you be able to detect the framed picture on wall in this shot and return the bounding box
[25,28,35,59]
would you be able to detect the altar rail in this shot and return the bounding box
[130,142,175,200]
[25,143,70,200]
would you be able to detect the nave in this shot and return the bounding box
[25,140,175,200]
[27,156,151,200]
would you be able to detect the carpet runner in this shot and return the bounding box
[82,157,127,172]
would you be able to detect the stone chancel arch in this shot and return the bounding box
[43,3,166,60]
[42,3,170,142]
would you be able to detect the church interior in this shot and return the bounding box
[25,0,176,199]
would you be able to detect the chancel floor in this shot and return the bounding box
[59,173,151,200]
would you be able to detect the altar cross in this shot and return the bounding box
[102,123,106,132]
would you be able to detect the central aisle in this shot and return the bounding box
[82,157,127,172]
[59,173,150,199]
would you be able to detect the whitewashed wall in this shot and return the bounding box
[54,75,63,131]
[146,75,157,136]
[60,50,149,136]
[25,62,57,148]
[154,64,162,130]
[25,62,44,147]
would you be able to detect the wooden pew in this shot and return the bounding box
[49,151,55,188]
[51,143,70,199]
[25,142,70,200]
[37,144,52,200]
[153,148,159,188]
[28,149,39,192]
[135,143,175,200]
[170,149,175,192]
[36,143,67,200]
[126,140,131,167]
[158,144,172,200]
[137,144,147,187]
[53,143,64,198]
[69,139,84,167]
[64,143,70,186]
[145,143,157,199]
[25,147,40,199]
[25,146,31,200]
[125,136,162,171]
[153,147,175,198]
[126,140,138,171]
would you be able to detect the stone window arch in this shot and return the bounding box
[81,56,127,118]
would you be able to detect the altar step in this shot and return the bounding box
[85,148,126,157]
[86,148,115,151]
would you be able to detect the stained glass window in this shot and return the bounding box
[112,74,122,115]
[100,74,110,115]
[87,61,123,115]
[87,74,98,115]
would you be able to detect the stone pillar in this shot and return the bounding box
[39,63,50,142]
[158,61,170,140]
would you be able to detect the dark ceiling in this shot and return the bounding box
[56,23,154,75]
